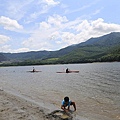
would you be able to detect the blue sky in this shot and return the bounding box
[0,0,120,53]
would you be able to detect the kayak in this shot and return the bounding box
[56,70,79,73]
[27,71,42,73]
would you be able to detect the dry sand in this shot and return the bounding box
[0,89,77,120]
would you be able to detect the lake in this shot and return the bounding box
[0,62,120,120]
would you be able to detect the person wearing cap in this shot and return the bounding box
[61,96,76,112]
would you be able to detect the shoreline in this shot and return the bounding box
[0,89,87,120]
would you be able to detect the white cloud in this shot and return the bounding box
[22,16,120,51]
[48,14,68,27]
[49,31,60,40]
[29,5,49,20]
[0,35,10,44]
[1,0,120,53]
[22,14,69,50]
[75,18,120,38]
[0,45,30,53]
[61,32,75,44]
[0,16,23,31]
[1,0,60,25]
[2,14,120,53]
[22,29,55,51]
[6,0,34,20]
[91,18,120,33]
[13,48,30,53]
[92,8,103,16]
[43,0,60,6]
[24,0,60,24]
[64,0,99,15]
[0,45,11,53]
[39,22,51,29]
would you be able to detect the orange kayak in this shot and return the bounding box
[56,70,79,73]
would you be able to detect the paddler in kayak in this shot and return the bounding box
[66,68,69,73]
[33,67,36,72]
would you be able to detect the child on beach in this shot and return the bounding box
[61,96,76,112]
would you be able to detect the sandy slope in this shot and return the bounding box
[0,89,49,120]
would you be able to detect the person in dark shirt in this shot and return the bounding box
[66,68,69,73]
[33,67,35,72]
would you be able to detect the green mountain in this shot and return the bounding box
[3,50,51,61]
[56,32,120,63]
[0,53,7,62]
[1,32,120,66]
[79,32,120,46]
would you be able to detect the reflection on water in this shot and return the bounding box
[0,62,120,120]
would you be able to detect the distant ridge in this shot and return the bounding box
[1,32,120,66]
[78,32,120,46]
[0,53,7,62]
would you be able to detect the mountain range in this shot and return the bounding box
[0,32,120,66]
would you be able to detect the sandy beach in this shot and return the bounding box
[0,89,80,120]
[0,89,48,120]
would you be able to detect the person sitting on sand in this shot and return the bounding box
[61,96,76,112]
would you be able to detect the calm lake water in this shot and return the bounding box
[0,62,120,120]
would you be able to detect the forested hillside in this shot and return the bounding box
[0,53,7,62]
[1,32,120,66]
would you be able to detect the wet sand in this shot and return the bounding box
[0,89,48,120]
[0,89,85,120]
